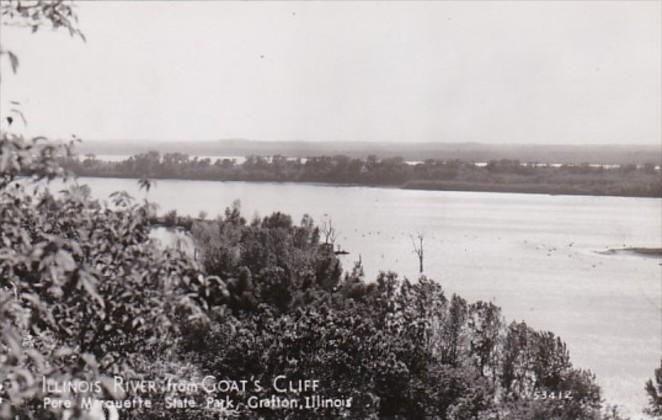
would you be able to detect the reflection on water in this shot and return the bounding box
[57,177,661,417]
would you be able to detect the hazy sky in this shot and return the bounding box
[1,1,660,144]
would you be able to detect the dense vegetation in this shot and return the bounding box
[64,152,662,198]
[185,204,616,419]
[0,135,206,419]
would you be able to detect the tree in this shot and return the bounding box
[410,232,424,273]
[0,4,215,419]
[321,216,338,247]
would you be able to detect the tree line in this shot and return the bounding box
[62,151,662,198]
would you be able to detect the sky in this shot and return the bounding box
[0,0,660,144]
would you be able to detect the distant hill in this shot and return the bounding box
[77,139,662,165]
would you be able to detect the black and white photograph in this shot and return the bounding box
[0,1,660,419]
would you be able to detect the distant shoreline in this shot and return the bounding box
[76,140,662,166]
[60,151,661,199]
[599,247,662,258]
[400,180,662,198]
[68,173,662,199]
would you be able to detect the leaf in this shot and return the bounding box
[7,50,19,73]
[9,108,27,125]
[138,177,154,192]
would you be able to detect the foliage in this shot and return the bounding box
[0,0,84,93]
[190,205,341,314]
[645,360,662,418]
[0,0,85,39]
[0,133,218,419]
[187,215,609,418]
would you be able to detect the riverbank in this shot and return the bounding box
[60,153,662,199]
[401,180,662,198]
[62,171,662,199]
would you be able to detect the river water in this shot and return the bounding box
[60,176,661,418]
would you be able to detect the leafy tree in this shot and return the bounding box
[0,4,215,418]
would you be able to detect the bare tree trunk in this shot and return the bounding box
[419,240,424,273]
[411,233,424,273]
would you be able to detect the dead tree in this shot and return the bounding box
[322,218,338,245]
[410,233,424,273]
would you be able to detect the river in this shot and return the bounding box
[59,176,661,418]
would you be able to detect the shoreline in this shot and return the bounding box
[599,247,662,258]
[67,173,662,200]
